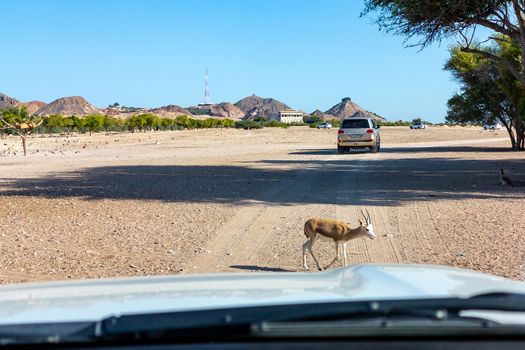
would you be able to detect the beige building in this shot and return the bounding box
[270,109,305,124]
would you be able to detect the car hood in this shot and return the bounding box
[0,264,524,325]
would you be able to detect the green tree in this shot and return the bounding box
[42,114,65,129]
[174,115,191,129]
[363,1,525,88]
[127,114,147,132]
[84,114,105,135]
[329,119,341,128]
[61,116,75,131]
[160,117,176,129]
[143,113,161,130]
[69,116,87,131]
[445,41,525,149]
[0,106,42,156]
[102,115,112,131]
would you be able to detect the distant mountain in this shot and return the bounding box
[208,102,244,120]
[234,95,290,119]
[325,97,386,122]
[36,96,100,116]
[0,93,47,115]
[22,101,47,115]
[310,109,336,120]
[150,104,192,117]
[0,92,20,109]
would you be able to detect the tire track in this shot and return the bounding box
[186,137,508,274]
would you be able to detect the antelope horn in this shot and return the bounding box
[365,208,371,223]
[360,209,367,224]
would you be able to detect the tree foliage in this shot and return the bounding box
[445,39,525,149]
[363,1,525,86]
[303,115,323,124]
[0,106,42,155]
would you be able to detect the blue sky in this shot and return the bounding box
[1,0,460,122]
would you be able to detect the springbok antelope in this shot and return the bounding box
[302,210,377,271]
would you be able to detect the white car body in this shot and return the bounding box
[317,122,332,129]
[0,264,524,326]
[484,123,502,130]
[410,123,427,129]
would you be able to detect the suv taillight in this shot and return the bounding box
[338,129,344,134]
[366,129,374,134]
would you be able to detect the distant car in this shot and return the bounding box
[337,117,380,153]
[410,122,427,129]
[317,122,332,129]
[484,123,502,130]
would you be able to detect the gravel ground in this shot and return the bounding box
[0,126,523,283]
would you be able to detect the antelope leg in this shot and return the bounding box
[343,243,348,266]
[324,241,339,270]
[308,240,323,271]
[302,240,310,270]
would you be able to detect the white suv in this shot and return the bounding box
[337,118,380,153]
[483,123,502,130]
[317,122,332,129]
[410,122,427,129]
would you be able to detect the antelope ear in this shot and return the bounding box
[359,219,364,226]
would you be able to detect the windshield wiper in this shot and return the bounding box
[82,292,525,342]
[1,293,524,346]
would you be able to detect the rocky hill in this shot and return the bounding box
[0,93,47,115]
[36,96,100,116]
[150,104,192,117]
[310,109,336,120]
[0,92,20,110]
[208,102,244,119]
[234,95,290,119]
[324,97,386,122]
[22,101,47,115]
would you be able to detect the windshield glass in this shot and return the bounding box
[341,119,370,129]
[0,0,524,335]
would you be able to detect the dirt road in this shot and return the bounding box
[188,135,522,276]
[1,127,524,283]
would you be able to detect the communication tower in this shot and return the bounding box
[204,68,211,105]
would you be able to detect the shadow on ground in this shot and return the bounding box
[290,145,515,156]
[1,146,524,206]
[230,265,294,272]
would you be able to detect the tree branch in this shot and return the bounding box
[473,17,519,40]
[461,46,525,84]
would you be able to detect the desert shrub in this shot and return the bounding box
[303,115,323,124]
[235,120,263,129]
[378,120,411,126]
[252,116,267,123]
[220,119,236,128]
[263,120,289,128]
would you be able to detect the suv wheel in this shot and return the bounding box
[337,145,344,154]
[371,142,379,153]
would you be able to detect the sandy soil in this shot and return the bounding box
[0,126,524,284]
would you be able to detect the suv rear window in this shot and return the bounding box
[341,119,370,129]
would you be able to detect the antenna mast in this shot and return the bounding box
[204,68,211,104]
